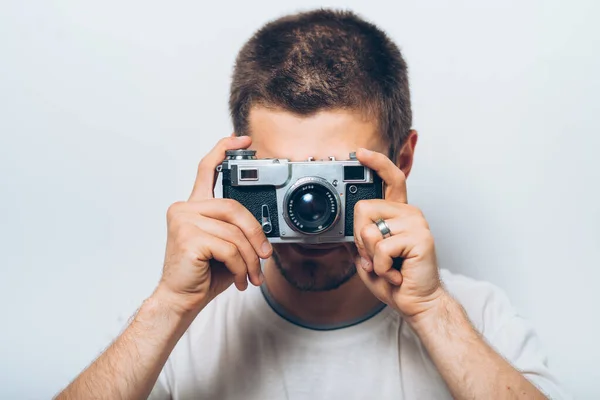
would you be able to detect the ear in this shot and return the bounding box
[395,130,418,178]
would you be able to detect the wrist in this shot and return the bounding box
[405,289,472,338]
[129,287,203,347]
[147,285,207,322]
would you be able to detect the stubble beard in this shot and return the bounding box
[270,248,357,292]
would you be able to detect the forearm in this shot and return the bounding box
[409,291,546,400]
[56,289,197,400]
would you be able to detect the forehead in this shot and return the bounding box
[247,106,385,161]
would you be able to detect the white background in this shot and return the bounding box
[1,0,598,398]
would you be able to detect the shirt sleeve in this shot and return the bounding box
[474,285,571,399]
[486,311,571,399]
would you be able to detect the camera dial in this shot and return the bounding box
[225,150,257,160]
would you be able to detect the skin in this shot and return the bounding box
[55,107,547,400]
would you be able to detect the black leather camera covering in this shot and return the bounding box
[222,168,383,239]
[344,173,384,236]
[221,169,280,237]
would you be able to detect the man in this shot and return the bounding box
[56,9,568,400]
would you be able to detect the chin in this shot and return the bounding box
[270,243,357,292]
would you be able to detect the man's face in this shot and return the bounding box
[247,106,388,292]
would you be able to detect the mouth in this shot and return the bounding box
[290,243,343,257]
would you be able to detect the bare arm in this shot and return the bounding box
[55,289,196,400]
[409,291,547,400]
[55,136,272,399]
[353,147,550,399]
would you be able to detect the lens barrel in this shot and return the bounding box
[284,177,340,235]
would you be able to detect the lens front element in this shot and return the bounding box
[284,177,340,235]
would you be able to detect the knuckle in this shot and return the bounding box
[406,204,424,218]
[227,224,245,242]
[360,224,378,243]
[359,224,370,238]
[220,198,240,214]
[167,201,186,220]
[413,206,425,218]
[224,242,240,261]
[373,260,388,275]
[354,200,370,216]
[246,221,265,239]
[374,239,388,255]
[422,232,435,248]
[407,210,429,230]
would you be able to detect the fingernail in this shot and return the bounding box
[259,270,265,285]
[235,135,248,141]
[261,241,272,256]
[360,257,371,271]
[360,148,372,155]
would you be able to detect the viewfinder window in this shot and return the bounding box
[240,169,258,180]
[344,166,365,181]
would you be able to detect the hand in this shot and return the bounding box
[353,147,444,320]
[156,136,273,315]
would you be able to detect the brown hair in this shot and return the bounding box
[229,8,412,159]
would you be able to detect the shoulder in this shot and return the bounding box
[439,269,517,337]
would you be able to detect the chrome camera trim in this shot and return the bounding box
[282,176,341,236]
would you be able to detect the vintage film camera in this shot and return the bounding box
[216,150,384,244]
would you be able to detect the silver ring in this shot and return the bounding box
[375,218,392,239]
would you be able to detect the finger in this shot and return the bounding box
[355,148,407,202]
[190,215,263,286]
[189,135,252,201]
[373,235,411,286]
[358,222,381,272]
[193,232,249,291]
[353,199,408,265]
[353,228,372,272]
[353,200,397,264]
[345,242,372,275]
[380,213,430,233]
[186,198,273,259]
[359,213,428,275]
[354,255,393,302]
[354,200,423,241]
[360,214,429,262]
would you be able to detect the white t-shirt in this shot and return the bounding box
[148,269,569,399]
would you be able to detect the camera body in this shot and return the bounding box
[217,150,384,244]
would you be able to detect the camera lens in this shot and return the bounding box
[295,192,327,222]
[284,178,340,235]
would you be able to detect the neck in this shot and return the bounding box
[262,258,384,327]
